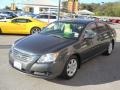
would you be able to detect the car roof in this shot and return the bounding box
[58,19,95,25]
[13,16,33,20]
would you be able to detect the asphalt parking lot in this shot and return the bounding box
[0,24,120,90]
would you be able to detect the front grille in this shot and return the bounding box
[12,48,35,62]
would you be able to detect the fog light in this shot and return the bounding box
[34,72,51,76]
[34,72,46,76]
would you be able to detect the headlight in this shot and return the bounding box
[37,53,59,63]
[11,43,15,49]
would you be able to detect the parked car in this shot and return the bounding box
[75,15,89,19]
[0,10,17,22]
[0,17,48,34]
[99,17,110,22]
[0,11,17,18]
[34,13,57,23]
[0,15,13,22]
[22,13,36,18]
[9,19,116,79]
[17,12,36,18]
[109,19,120,23]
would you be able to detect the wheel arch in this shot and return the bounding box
[31,26,41,30]
[0,28,2,33]
[30,26,41,34]
[70,53,82,69]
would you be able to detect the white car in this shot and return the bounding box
[34,14,57,23]
[0,11,17,22]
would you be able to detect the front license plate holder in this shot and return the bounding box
[14,61,22,70]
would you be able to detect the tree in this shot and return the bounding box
[4,6,10,10]
[61,1,120,16]
[80,2,120,17]
[61,1,68,12]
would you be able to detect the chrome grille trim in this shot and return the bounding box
[12,48,37,62]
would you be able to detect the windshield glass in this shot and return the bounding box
[41,22,84,39]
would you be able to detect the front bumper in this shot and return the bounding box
[9,52,64,79]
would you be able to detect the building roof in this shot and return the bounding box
[78,10,95,15]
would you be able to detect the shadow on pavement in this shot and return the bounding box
[49,42,120,86]
[0,34,27,36]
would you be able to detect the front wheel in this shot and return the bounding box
[30,27,41,34]
[61,56,78,79]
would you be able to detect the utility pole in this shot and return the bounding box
[58,0,61,21]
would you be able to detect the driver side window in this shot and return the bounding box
[83,23,97,39]
[85,23,97,31]
[11,19,31,23]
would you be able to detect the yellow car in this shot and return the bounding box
[0,17,48,34]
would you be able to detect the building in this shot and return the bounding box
[11,3,16,11]
[68,0,78,13]
[24,0,58,14]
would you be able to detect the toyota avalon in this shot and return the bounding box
[9,19,116,79]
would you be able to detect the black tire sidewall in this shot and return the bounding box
[30,27,41,34]
[107,42,113,55]
[103,42,113,55]
[61,55,78,79]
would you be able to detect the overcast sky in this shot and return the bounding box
[0,0,119,9]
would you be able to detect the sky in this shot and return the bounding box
[0,0,119,9]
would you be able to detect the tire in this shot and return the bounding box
[30,27,41,34]
[103,42,114,55]
[0,28,2,34]
[61,55,79,80]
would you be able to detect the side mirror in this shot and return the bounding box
[84,30,96,39]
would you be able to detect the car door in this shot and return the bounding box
[1,20,20,34]
[79,22,100,61]
[3,18,26,34]
[12,19,27,34]
[96,22,111,52]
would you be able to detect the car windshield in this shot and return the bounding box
[41,22,84,39]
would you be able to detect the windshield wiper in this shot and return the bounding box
[50,34,64,39]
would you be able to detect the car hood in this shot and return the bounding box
[14,34,76,55]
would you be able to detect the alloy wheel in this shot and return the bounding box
[66,59,78,77]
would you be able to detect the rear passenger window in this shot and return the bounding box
[105,24,112,30]
[84,23,97,36]
[12,19,31,23]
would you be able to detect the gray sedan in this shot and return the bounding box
[9,19,116,79]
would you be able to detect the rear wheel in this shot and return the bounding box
[61,55,79,79]
[30,27,41,34]
[0,29,2,34]
[103,42,114,55]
